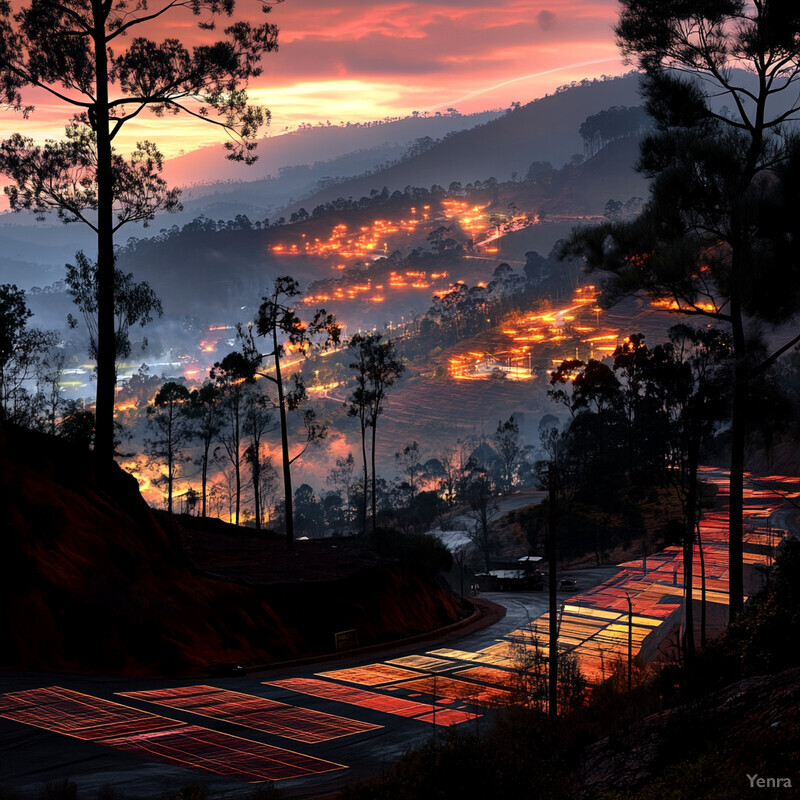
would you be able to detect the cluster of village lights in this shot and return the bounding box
[448,286,616,381]
[269,206,432,262]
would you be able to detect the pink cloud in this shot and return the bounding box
[266,0,618,82]
[0,0,625,152]
[537,9,557,30]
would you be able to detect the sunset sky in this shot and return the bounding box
[1,0,626,158]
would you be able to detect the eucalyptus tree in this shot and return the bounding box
[145,380,191,514]
[562,0,800,615]
[211,351,256,526]
[0,283,57,426]
[345,337,373,535]
[187,381,221,518]
[493,416,523,495]
[239,276,339,549]
[0,0,279,462]
[242,384,273,529]
[658,325,732,657]
[466,469,499,573]
[37,349,67,436]
[325,452,359,533]
[346,332,405,536]
[611,328,731,661]
[65,251,162,367]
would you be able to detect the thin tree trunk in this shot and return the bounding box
[201,445,209,518]
[728,282,747,618]
[361,417,369,536]
[683,448,698,665]
[274,327,294,550]
[167,423,173,514]
[697,519,707,647]
[548,464,558,718]
[253,456,261,530]
[92,7,116,463]
[234,445,240,526]
[370,419,378,535]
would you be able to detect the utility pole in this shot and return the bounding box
[626,592,633,693]
[548,462,558,718]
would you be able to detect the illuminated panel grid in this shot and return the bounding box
[743,552,773,565]
[756,474,800,484]
[395,677,513,708]
[513,604,665,684]
[427,648,485,663]
[563,605,623,621]
[119,685,381,743]
[473,642,517,667]
[387,655,460,673]
[0,686,181,740]
[102,724,345,782]
[453,667,517,688]
[415,709,478,725]
[266,679,478,725]
[316,663,423,686]
[427,644,516,668]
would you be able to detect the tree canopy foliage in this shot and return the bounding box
[239,276,339,549]
[346,332,405,536]
[0,0,279,461]
[562,0,800,615]
[65,251,162,363]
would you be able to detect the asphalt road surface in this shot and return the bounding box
[0,568,619,800]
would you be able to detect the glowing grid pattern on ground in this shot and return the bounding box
[414,709,479,725]
[0,686,180,740]
[266,679,479,725]
[103,724,345,782]
[0,687,347,782]
[119,685,381,742]
[427,644,516,668]
[453,666,517,687]
[315,663,423,686]
[514,471,791,683]
[387,655,460,672]
[473,642,518,666]
[511,605,665,684]
[422,475,789,686]
[395,677,514,708]
[426,648,486,663]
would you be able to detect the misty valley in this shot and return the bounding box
[3,6,800,797]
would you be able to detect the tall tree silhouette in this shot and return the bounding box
[242,384,273,529]
[0,283,56,425]
[243,277,339,550]
[211,351,256,526]
[0,0,279,461]
[346,333,404,535]
[187,382,221,518]
[146,381,191,514]
[65,252,162,367]
[563,0,800,616]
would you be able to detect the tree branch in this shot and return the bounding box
[754,330,800,376]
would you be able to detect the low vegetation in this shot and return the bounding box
[8,540,796,800]
[337,539,800,800]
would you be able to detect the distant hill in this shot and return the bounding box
[1,75,650,326]
[506,133,649,216]
[109,130,646,320]
[283,74,643,213]
[0,111,502,285]
[162,75,645,225]
[162,110,504,188]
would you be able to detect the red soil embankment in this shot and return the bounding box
[0,425,468,676]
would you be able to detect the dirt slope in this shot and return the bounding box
[0,424,467,676]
